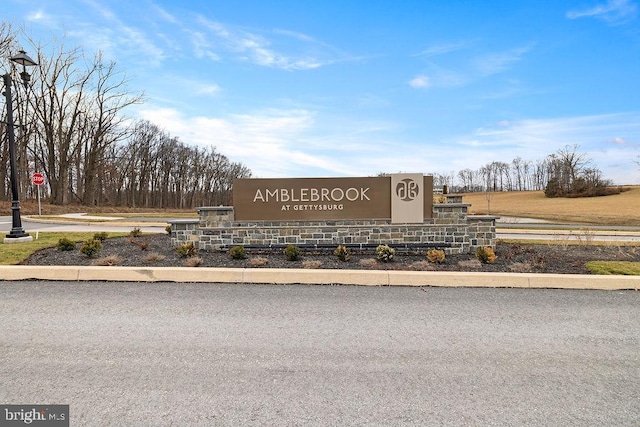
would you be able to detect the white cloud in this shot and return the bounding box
[473,44,534,75]
[567,0,638,25]
[134,107,640,183]
[409,75,431,89]
[195,84,221,96]
[187,30,221,61]
[151,3,179,24]
[137,107,323,176]
[196,17,332,71]
[25,9,57,27]
[414,41,471,57]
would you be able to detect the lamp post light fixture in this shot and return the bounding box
[3,49,37,243]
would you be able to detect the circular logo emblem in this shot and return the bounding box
[396,178,419,201]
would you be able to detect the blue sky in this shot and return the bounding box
[6,0,640,184]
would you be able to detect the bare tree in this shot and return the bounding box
[29,43,93,204]
[78,53,143,206]
[0,23,19,200]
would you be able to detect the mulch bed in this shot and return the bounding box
[22,234,640,274]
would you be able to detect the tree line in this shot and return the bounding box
[1,25,251,208]
[429,144,617,197]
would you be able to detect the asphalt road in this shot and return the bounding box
[1,282,638,426]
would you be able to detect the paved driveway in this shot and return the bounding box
[1,282,638,426]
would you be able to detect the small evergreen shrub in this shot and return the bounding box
[376,244,395,262]
[426,249,445,264]
[333,245,351,262]
[165,224,172,234]
[475,247,497,264]
[284,244,301,261]
[229,245,247,260]
[93,232,109,241]
[176,241,198,258]
[129,227,143,237]
[79,239,103,257]
[57,237,76,251]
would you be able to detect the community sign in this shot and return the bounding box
[233,174,433,224]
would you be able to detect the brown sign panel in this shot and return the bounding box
[233,176,433,222]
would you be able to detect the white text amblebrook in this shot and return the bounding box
[253,187,370,203]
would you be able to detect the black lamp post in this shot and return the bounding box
[3,50,37,242]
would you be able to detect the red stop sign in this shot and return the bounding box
[32,173,45,186]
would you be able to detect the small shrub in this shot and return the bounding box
[302,260,322,269]
[532,254,547,269]
[475,246,497,264]
[376,244,395,262]
[333,245,351,262]
[56,237,76,251]
[433,195,446,204]
[142,252,166,264]
[183,256,202,267]
[250,257,269,267]
[284,244,301,261]
[93,232,109,241]
[426,249,445,264]
[176,241,198,258]
[229,245,247,260]
[79,239,103,258]
[359,258,378,268]
[577,228,595,246]
[165,224,172,234]
[92,255,123,266]
[129,238,149,251]
[129,227,143,238]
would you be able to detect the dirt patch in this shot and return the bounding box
[22,234,640,274]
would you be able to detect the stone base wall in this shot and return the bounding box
[170,200,498,254]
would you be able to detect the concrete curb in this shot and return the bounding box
[0,266,638,290]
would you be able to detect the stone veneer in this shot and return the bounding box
[169,196,498,254]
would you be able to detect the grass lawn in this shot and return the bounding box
[586,261,640,275]
[460,186,640,226]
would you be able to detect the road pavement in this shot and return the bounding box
[1,282,638,426]
[0,216,166,234]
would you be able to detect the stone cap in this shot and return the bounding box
[197,206,234,212]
